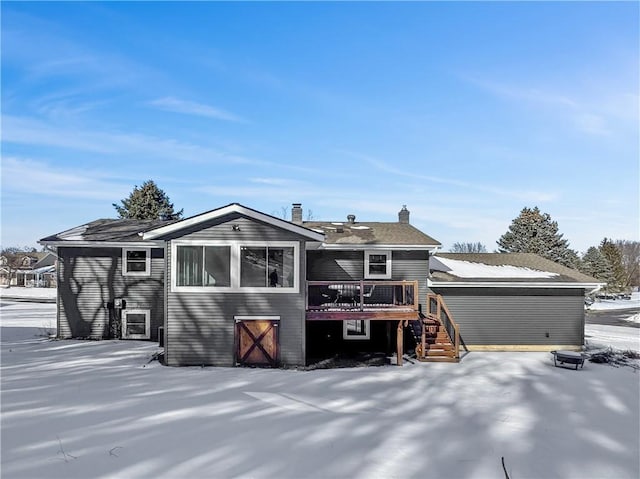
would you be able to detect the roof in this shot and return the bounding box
[143,203,325,241]
[40,218,173,245]
[38,204,439,249]
[430,253,602,288]
[303,221,441,249]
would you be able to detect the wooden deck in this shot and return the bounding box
[306,280,419,321]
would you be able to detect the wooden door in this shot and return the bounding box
[236,320,279,367]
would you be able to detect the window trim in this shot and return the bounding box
[343,320,371,340]
[122,248,151,277]
[175,244,232,288]
[171,240,299,293]
[121,309,151,339]
[364,249,392,279]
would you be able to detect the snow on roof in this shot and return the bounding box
[431,256,559,279]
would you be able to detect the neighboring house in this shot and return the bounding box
[39,203,600,368]
[0,251,57,287]
[429,253,602,350]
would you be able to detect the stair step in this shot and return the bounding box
[417,356,460,363]
[424,352,456,357]
[426,334,451,340]
[423,344,455,350]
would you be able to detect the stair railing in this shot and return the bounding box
[426,293,461,360]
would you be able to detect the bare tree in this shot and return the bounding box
[272,206,289,220]
[450,242,488,253]
[615,240,640,288]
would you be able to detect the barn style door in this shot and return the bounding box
[236,319,279,367]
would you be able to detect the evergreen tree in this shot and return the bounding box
[580,246,614,285]
[113,180,183,220]
[599,238,625,291]
[497,206,578,267]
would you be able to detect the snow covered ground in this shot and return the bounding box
[1,302,639,479]
[588,292,640,312]
[0,286,56,301]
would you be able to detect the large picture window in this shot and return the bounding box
[172,241,298,292]
[240,246,294,288]
[176,246,231,287]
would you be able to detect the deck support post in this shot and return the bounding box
[421,319,426,360]
[396,320,404,366]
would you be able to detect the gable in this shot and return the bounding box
[143,203,323,242]
[160,214,317,242]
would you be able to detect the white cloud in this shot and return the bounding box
[248,177,302,186]
[1,157,131,201]
[1,115,261,165]
[336,150,557,203]
[466,76,637,138]
[574,113,611,136]
[148,97,246,122]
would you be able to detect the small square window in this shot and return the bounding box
[123,249,151,277]
[343,320,371,340]
[122,309,150,339]
[364,250,391,279]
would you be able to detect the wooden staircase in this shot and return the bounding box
[409,294,461,363]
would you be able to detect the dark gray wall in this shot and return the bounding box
[165,215,308,367]
[57,247,164,341]
[307,250,429,311]
[392,251,430,313]
[430,287,585,346]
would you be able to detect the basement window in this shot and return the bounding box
[122,309,150,339]
[122,248,151,277]
[343,320,371,340]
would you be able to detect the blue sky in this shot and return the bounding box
[2,2,638,253]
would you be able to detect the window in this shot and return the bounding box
[123,248,151,276]
[240,246,294,288]
[176,246,231,287]
[364,250,391,279]
[171,241,298,292]
[122,309,150,339]
[343,320,371,340]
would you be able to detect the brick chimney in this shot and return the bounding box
[398,205,410,224]
[291,203,303,224]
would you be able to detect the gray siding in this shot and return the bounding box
[307,250,363,280]
[391,251,429,313]
[307,250,429,311]
[57,247,164,341]
[431,287,585,346]
[165,216,308,367]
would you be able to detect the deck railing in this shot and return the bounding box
[306,280,419,312]
[426,293,461,360]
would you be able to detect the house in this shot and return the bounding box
[0,251,57,287]
[39,203,600,368]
